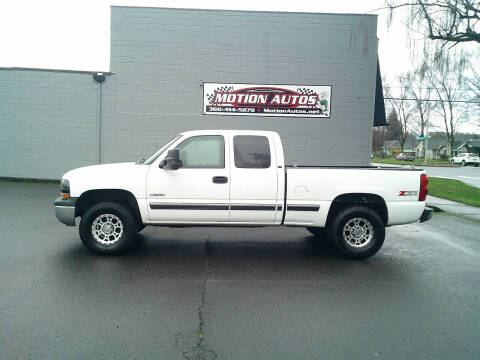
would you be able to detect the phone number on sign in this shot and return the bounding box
[206,107,256,113]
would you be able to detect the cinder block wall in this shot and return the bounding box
[0,69,98,179]
[103,7,378,165]
[0,7,378,179]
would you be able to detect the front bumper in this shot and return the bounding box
[420,207,434,223]
[54,197,78,226]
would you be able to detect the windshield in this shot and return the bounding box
[143,135,182,165]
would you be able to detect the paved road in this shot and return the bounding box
[421,166,480,188]
[373,163,480,187]
[1,180,479,359]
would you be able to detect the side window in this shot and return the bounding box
[176,135,225,168]
[234,135,271,168]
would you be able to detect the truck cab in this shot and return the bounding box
[145,130,284,225]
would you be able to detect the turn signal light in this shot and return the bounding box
[419,174,428,201]
[61,193,70,199]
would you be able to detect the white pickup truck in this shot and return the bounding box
[54,130,432,259]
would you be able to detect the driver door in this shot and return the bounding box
[146,134,230,224]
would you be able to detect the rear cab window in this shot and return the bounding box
[233,135,271,168]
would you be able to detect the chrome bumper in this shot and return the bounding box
[420,207,434,223]
[54,197,77,226]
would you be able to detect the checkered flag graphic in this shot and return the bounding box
[296,87,316,95]
[207,86,234,104]
[216,86,234,92]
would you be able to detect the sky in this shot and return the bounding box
[0,0,477,132]
[0,0,412,75]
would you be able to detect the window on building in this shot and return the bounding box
[233,135,271,168]
[177,135,224,168]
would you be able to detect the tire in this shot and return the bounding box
[462,160,466,166]
[306,227,327,239]
[475,163,479,167]
[79,202,137,255]
[328,206,385,260]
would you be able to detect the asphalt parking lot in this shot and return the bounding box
[1,180,479,360]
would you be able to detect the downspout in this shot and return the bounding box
[93,72,106,164]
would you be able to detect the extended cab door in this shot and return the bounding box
[146,134,230,224]
[229,134,281,224]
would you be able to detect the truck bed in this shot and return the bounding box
[286,165,424,171]
[283,166,426,227]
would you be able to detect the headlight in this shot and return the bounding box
[60,179,70,199]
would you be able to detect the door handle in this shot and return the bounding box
[212,176,228,184]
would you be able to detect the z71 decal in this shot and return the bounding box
[398,191,418,197]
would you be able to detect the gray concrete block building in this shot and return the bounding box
[0,6,385,179]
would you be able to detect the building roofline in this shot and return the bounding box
[110,5,378,18]
[0,67,113,75]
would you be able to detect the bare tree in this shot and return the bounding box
[424,50,470,156]
[386,0,480,45]
[385,82,415,151]
[468,58,480,127]
[372,126,387,153]
[401,66,434,136]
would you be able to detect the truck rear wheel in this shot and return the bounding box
[328,206,385,259]
[79,202,137,255]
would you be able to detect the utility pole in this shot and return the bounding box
[424,126,428,165]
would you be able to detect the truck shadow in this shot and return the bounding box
[55,226,410,285]
[130,230,334,257]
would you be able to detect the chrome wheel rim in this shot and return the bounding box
[343,217,374,248]
[91,214,123,245]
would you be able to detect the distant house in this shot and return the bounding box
[382,137,417,156]
[459,139,480,155]
[415,136,448,159]
[415,134,480,159]
[402,137,418,153]
[381,140,400,156]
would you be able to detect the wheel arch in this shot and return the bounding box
[76,189,143,228]
[326,193,388,226]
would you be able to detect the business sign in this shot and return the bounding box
[203,83,331,117]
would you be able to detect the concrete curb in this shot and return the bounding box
[426,195,480,222]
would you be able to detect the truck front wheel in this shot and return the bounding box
[79,202,137,255]
[328,206,385,259]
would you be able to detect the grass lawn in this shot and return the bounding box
[372,157,451,167]
[429,177,480,207]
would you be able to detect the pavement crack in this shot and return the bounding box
[180,236,217,360]
[197,253,208,347]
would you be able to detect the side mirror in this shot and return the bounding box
[162,149,182,170]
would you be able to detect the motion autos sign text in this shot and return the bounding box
[204,83,331,118]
